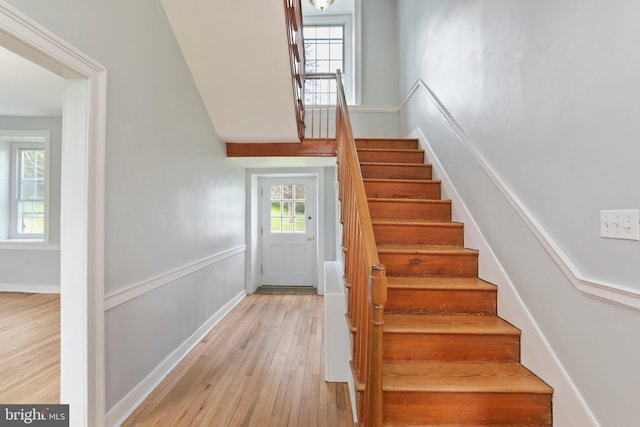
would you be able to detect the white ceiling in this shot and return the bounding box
[302,0,354,16]
[0,45,64,117]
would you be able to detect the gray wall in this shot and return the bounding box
[397,1,640,425]
[0,116,61,290]
[5,0,246,412]
[360,0,399,106]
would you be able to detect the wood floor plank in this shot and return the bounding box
[123,294,353,426]
[0,292,60,404]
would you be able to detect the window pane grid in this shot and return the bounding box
[305,79,337,105]
[15,148,46,236]
[304,24,343,105]
[270,184,306,233]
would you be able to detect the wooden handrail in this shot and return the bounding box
[335,70,387,427]
[284,0,305,141]
[305,72,338,80]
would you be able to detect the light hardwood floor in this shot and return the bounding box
[0,292,60,404]
[124,294,354,427]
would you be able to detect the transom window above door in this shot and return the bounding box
[270,184,306,233]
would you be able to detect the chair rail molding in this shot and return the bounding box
[105,245,247,310]
[399,78,640,312]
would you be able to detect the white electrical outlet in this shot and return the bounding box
[600,210,640,240]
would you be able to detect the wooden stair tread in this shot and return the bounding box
[383,361,553,394]
[386,277,496,291]
[364,178,439,184]
[377,243,479,255]
[356,138,418,142]
[384,314,520,335]
[360,161,431,167]
[368,197,451,204]
[372,218,449,224]
[372,220,463,228]
[357,148,424,153]
[368,198,452,222]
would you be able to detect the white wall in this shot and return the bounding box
[0,116,61,292]
[397,1,640,425]
[360,0,400,106]
[4,0,247,416]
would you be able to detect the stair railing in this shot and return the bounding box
[335,70,387,427]
[284,0,305,141]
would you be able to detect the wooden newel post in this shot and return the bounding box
[368,264,387,427]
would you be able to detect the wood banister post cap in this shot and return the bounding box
[370,264,387,306]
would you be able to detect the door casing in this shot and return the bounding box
[0,3,108,425]
[246,168,328,295]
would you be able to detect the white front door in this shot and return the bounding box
[260,177,316,286]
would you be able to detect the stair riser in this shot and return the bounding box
[379,252,478,277]
[368,200,451,221]
[360,164,432,180]
[356,139,418,149]
[386,289,497,315]
[373,223,463,246]
[383,392,552,426]
[384,333,520,362]
[358,150,424,163]
[364,181,441,199]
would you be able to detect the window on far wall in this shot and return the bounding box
[304,25,344,105]
[0,135,49,241]
[12,145,46,238]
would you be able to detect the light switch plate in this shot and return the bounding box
[600,210,640,240]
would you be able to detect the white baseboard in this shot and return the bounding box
[105,290,247,427]
[0,283,60,293]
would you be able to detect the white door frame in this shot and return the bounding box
[0,3,107,426]
[246,169,326,295]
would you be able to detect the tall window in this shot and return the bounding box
[304,25,344,105]
[11,143,47,239]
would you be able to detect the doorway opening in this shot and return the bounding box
[0,2,106,425]
[260,177,316,287]
[247,169,330,296]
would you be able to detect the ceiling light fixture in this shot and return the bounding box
[309,0,335,12]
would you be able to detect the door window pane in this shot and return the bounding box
[269,184,306,233]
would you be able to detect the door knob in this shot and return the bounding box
[307,236,314,241]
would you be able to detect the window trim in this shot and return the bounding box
[3,131,50,242]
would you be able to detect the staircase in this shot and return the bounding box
[355,137,553,426]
